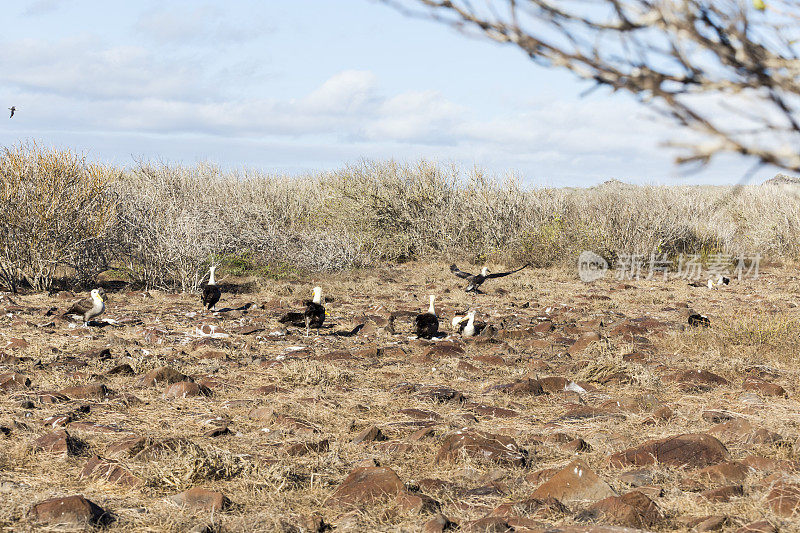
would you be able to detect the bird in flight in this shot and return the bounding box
[8,106,15,118]
[450,263,529,293]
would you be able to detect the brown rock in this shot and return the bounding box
[742,377,787,397]
[670,369,729,391]
[423,513,456,533]
[106,436,148,458]
[164,381,211,399]
[766,481,800,517]
[699,484,743,502]
[396,491,440,514]
[60,383,109,399]
[34,429,80,455]
[31,495,112,526]
[326,466,405,508]
[138,366,189,387]
[0,372,30,391]
[735,520,778,533]
[436,430,526,467]
[608,433,729,469]
[694,461,750,485]
[584,490,663,528]
[531,459,616,504]
[169,487,231,512]
[490,497,568,519]
[80,455,141,486]
[353,425,388,444]
[285,439,330,456]
[709,419,783,445]
[461,516,512,533]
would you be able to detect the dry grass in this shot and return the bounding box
[3,143,800,292]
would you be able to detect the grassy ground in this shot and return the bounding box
[1,261,800,531]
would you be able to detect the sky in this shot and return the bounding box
[0,0,788,187]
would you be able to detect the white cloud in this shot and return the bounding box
[134,4,264,45]
[0,36,212,100]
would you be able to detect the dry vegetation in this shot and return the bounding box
[2,143,800,294]
[2,262,800,531]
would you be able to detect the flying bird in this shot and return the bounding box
[201,265,221,311]
[414,294,440,339]
[64,288,106,326]
[8,106,15,118]
[450,263,529,293]
[279,286,327,336]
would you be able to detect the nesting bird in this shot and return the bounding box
[453,309,486,338]
[279,286,326,336]
[64,288,105,326]
[414,294,440,339]
[450,263,529,293]
[688,313,711,327]
[201,266,221,311]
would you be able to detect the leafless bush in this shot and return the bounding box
[0,141,117,292]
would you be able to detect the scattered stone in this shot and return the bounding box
[80,455,141,486]
[608,433,729,469]
[582,490,663,528]
[164,381,211,399]
[531,459,616,504]
[138,366,189,387]
[396,491,440,514]
[326,466,405,508]
[422,513,456,533]
[766,481,800,517]
[353,425,388,444]
[30,495,112,526]
[169,487,231,512]
[736,520,778,533]
[436,430,526,467]
[742,377,787,397]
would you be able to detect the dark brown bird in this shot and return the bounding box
[450,263,529,293]
[8,106,15,118]
[64,288,106,326]
[279,286,326,336]
[688,314,710,327]
[200,266,221,311]
[414,294,440,339]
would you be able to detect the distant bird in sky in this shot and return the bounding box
[8,106,15,118]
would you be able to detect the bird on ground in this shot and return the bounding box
[8,106,15,118]
[688,313,711,327]
[201,265,221,311]
[450,263,529,293]
[64,288,106,326]
[279,286,327,336]
[705,275,731,289]
[414,294,440,339]
[453,309,487,338]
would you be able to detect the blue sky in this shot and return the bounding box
[0,0,785,186]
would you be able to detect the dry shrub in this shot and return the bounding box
[138,441,250,491]
[0,141,117,291]
[112,161,363,290]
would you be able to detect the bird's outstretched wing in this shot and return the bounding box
[450,264,473,279]
[485,263,530,279]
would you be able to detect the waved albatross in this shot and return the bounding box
[453,309,486,337]
[64,288,105,326]
[279,286,326,336]
[450,263,529,293]
[201,265,221,311]
[414,294,440,339]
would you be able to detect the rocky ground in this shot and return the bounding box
[2,262,800,532]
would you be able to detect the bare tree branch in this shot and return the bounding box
[380,0,800,171]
